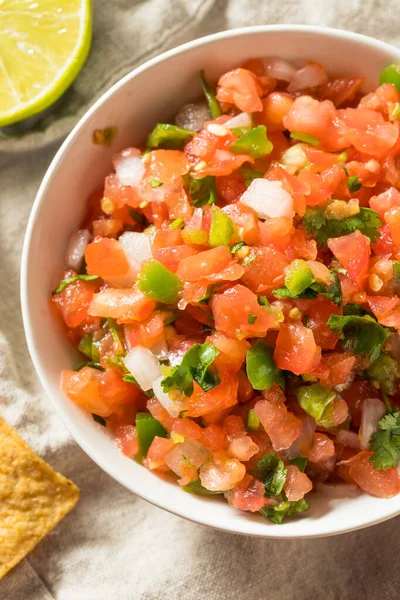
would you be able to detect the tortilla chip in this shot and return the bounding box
[0,417,80,579]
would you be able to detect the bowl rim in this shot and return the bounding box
[21,24,400,539]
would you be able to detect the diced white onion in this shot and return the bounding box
[113,153,145,187]
[336,429,361,449]
[65,229,90,272]
[281,144,308,172]
[119,231,152,265]
[288,63,328,93]
[123,346,161,391]
[263,56,296,82]
[284,414,316,459]
[152,376,181,417]
[359,397,387,449]
[239,178,294,219]
[223,112,253,129]
[175,102,210,132]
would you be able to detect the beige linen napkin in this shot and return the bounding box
[1,1,400,598]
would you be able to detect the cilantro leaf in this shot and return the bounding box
[370,410,400,470]
[343,303,374,317]
[347,176,362,193]
[92,414,106,427]
[161,343,220,397]
[257,453,287,497]
[259,498,309,524]
[230,125,273,158]
[146,123,194,149]
[52,274,99,295]
[302,206,381,246]
[327,314,389,364]
[367,352,400,395]
[248,314,258,324]
[186,175,217,207]
[239,166,264,187]
[289,457,308,472]
[273,270,342,306]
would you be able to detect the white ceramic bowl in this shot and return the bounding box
[22,25,400,538]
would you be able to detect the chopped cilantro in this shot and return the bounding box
[248,314,258,324]
[129,209,146,225]
[288,457,308,472]
[242,255,256,267]
[339,164,349,176]
[257,453,287,497]
[366,353,400,395]
[52,274,99,295]
[239,166,264,187]
[347,176,362,193]
[370,410,400,470]
[75,361,103,371]
[182,480,222,495]
[161,343,220,397]
[327,314,389,364]
[343,303,373,317]
[302,206,381,246]
[259,498,309,524]
[186,175,217,207]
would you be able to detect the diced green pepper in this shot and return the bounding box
[393,261,400,294]
[296,383,336,425]
[181,228,209,245]
[52,274,99,295]
[247,408,260,431]
[246,341,281,391]
[367,352,400,395]
[379,64,400,91]
[135,412,167,458]
[208,205,235,247]
[290,132,320,146]
[200,70,222,119]
[230,125,273,158]
[169,218,184,230]
[284,259,315,295]
[138,259,182,304]
[146,123,194,150]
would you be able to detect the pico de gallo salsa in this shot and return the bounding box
[53,58,400,523]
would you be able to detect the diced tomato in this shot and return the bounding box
[227,474,268,512]
[181,369,239,417]
[295,298,342,350]
[211,284,275,339]
[222,203,260,245]
[369,187,400,218]
[328,230,370,288]
[274,322,321,375]
[176,246,243,283]
[283,465,313,501]
[89,287,156,324]
[85,237,133,279]
[62,367,139,417]
[144,436,175,471]
[145,150,190,181]
[124,310,165,349]
[258,217,293,250]
[372,224,395,257]
[92,218,123,238]
[308,433,336,464]
[312,352,356,387]
[114,425,139,457]
[338,107,399,158]
[171,418,203,441]
[254,384,302,451]
[217,68,263,112]
[368,295,400,328]
[321,77,365,107]
[346,450,400,498]
[200,424,228,452]
[103,174,141,210]
[283,96,346,152]
[260,92,294,132]
[52,274,99,329]
[240,246,290,293]
[341,378,380,428]
[207,332,250,372]
[216,171,247,204]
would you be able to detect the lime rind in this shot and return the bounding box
[0,0,92,127]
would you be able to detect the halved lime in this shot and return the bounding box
[0,0,92,127]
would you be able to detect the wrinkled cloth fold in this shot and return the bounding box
[1,1,400,598]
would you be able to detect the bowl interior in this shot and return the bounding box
[22,26,400,538]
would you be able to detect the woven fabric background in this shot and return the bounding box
[1,1,399,598]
